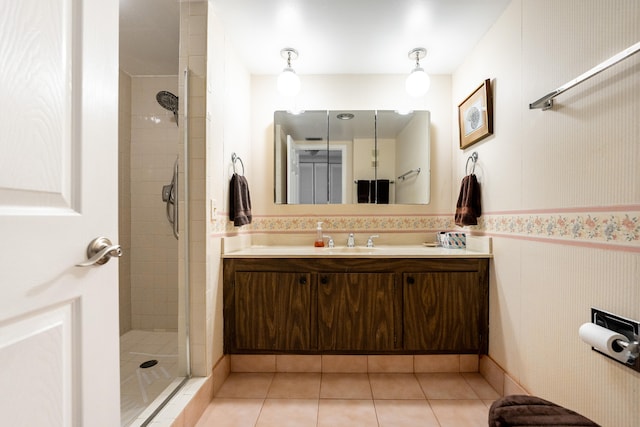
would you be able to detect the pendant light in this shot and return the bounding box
[405,47,430,97]
[277,48,301,96]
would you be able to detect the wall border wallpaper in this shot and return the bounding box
[214,205,640,252]
[479,206,640,252]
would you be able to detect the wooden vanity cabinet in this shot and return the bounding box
[318,272,396,352]
[232,271,312,351]
[403,272,485,352]
[223,257,488,355]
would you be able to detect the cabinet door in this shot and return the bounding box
[234,272,311,351]
[404,272,483,352]
[318,273,395,351]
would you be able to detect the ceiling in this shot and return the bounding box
[119,0,180,75]
[119,0,511,76]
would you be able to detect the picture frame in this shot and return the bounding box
[458,79,493,149]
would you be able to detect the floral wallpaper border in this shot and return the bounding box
[214,208,640,251]
[480,211,640,246]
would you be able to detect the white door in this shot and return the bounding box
[0,1,120,426]
[287,136,299,203]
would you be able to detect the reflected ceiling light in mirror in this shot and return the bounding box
[405,47,430,97]
[336,113,355,120]
[277,48,301,96]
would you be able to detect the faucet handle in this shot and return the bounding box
[323,235,334,248]
[366,235,379,248]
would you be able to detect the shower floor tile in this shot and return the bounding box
[120,330,179,426]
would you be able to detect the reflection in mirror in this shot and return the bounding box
[274,110,430,205]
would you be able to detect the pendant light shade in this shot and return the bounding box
[278,48,300,96]
[405,48,430,97]
[277,67,300,96]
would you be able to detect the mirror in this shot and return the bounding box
[274,110,430,205]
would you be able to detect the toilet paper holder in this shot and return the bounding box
[616,340,639,361]
[582,308,640,372]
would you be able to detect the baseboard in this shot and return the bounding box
[479,355,529,396]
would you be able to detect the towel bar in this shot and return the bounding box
[529,41,640,110]
[353,180,395,184]
[397,168,421,181]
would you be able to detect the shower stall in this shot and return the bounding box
[118,74,188,426]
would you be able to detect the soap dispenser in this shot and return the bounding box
[314,222,325,247]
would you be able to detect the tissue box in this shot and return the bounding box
[438,232,466,249]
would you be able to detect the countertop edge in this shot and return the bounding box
[222,246,492,259]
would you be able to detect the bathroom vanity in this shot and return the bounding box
[223,246,490,355]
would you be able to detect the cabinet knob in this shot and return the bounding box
[299,276,307,285]
[320,276,328,284]
[406,276,415,285]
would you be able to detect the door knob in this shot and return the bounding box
[76,237,122,267]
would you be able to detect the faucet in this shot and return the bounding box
[366,235,379,248]
[347,233,355,248]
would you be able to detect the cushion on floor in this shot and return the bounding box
[488,395,600,426]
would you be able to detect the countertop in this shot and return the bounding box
[222,240,492,259]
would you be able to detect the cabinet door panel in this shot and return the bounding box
[234,272,311,351]
[318,273,395,351]
[404,272,482,351]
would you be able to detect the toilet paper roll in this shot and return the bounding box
[579,323,631,364]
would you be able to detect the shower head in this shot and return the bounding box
[156,90,178,111]
[156,91,179,126]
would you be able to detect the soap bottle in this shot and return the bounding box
[314,222,325,247]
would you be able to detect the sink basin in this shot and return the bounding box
[324,246,379,254]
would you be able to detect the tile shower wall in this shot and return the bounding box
[130,75,180,331]
[179,0,209,376]
[119,70,132,335]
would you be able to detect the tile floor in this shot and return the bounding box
[195,371,500,427]
[120,330,180,426]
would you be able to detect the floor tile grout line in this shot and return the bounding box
[367,372,375,401]
[423,397,444,427]
[212,372,495,427]
[461,371,502,400]
[253,397,266,427]
[413,372,428,400]
[371,399,381,427]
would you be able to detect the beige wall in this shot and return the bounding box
[206,6,252,368]
[452,1,639,426]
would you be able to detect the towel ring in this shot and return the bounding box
[465,152,478,175]
[231,153,245,175]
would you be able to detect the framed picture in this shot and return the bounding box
[458,79,493,149]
